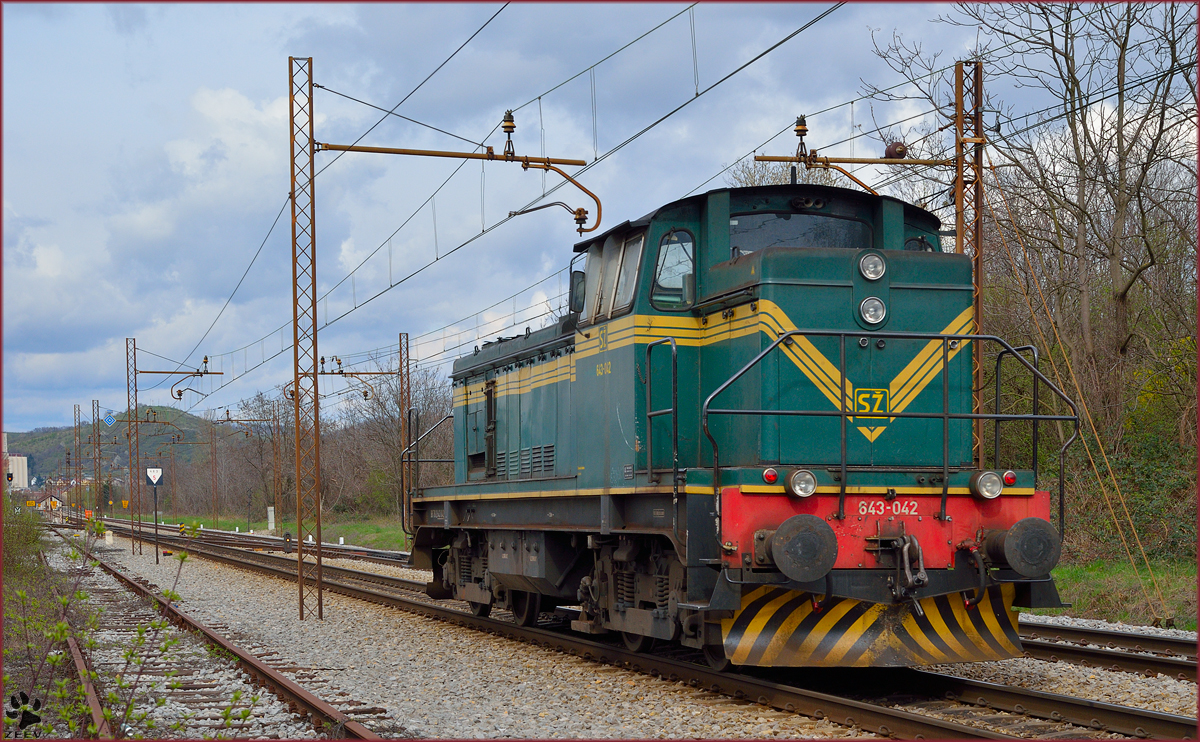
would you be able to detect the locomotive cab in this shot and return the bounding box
[411,182,1077,669]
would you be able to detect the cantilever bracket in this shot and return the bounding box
[316,112,601,234]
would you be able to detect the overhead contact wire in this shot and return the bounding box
[314,2,509,179]
[194,4,844,405]
[985,159,1171,620]
[204,4,700,367]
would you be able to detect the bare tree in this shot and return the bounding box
[865,2,1197,442]
[723,158,851,188]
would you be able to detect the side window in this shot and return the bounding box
[579,244,602,325]
[580,230,646,325]
[594,234,623,319]
[651,230,695,310]
[612,232,644,313]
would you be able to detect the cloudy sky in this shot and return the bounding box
[4,2,994,432]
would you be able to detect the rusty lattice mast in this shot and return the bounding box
[289,56,323,619]
[398,332,412,515]
[92,400,102,513]
[953,60,985,467]
[126,338,142,553]
[72,404,81,517]
[272,400,283,536]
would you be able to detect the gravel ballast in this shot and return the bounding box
[49,538,323,739]
[1019,611,1198,641]
[100,537,872,739]
[95,535,1196,736]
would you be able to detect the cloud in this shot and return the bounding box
[106,4,149,36]
[162,86,290,208]
[4,3,996,430]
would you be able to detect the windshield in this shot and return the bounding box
[729,212,872,256]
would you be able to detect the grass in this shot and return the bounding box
[103,512,414,551]
[318,517,413,551]
[1029,558,1197,631]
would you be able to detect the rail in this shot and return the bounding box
[97,526,1196,740]
[701,329,1080,530]
[50,529,381,739]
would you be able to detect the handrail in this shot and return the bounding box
[994,346,1039,477]
[645,338,683,556]
[701,329,1080,541]
[400,410,454,536]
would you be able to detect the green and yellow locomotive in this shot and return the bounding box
[407,181,1078,670]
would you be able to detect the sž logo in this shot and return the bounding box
[6,692,42,736]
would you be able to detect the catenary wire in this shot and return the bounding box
[315,85,486,148]
[684,2,1113,199]
[866,60,1196,194]
[145,198,290,391]
[201,4,844,373]
[314,2,509,179]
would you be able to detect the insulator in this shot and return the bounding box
[794,115,808,138]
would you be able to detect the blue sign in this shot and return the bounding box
[104,414,116,427]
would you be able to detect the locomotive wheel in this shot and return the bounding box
[702,643,732,672]
[468,601,492,618]
[621,632,655,653]
[510,590,541,626]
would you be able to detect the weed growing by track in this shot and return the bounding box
[3,509,104,737]
[1031,559,1198,631]
[3,506,266,738]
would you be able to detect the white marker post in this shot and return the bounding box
[267,506,276,533]
[146,467,164,564]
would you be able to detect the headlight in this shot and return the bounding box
[859,253,886,280]
[970,471,1004,499]
[788,469,817,497]
[860,297,886,324]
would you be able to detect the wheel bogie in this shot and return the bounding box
[442,528,684,652]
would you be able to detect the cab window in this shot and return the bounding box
[651,230,695,310]
[580,230,645,325]
[729,212,871,256]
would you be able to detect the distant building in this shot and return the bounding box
[7,455,29,489]
[3,436,29,489]
[35,492,65,512]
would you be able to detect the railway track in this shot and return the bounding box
[85,517,1197,682]
[96,523,1196,740]
[49,528,381,739]
[87,518,1197,682]
[1017,620,1196,680]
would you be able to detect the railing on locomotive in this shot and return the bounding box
[700,328,1080,532]
[399,408,454,536]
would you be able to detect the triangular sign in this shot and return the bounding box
[146,467,164,485]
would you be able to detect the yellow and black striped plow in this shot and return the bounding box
[719,584,1021,667]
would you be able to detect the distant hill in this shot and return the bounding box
[7,405,219,482]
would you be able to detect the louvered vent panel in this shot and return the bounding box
[508,451,519,478]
